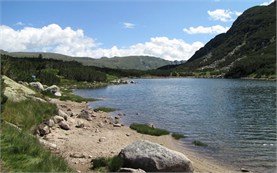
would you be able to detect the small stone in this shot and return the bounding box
[99,137,106,142]
[115,116,120,119]
[88,155,93,158]
[241,168,250,172]
[70,153,86,158]
[75,120,84,128]
[67,108,71,111]
[113,123,122,127]
[77,170,81,173]
[98,122,104,128]
[54,91,62,97]
[95,129,100,133]
[126,133,131,136]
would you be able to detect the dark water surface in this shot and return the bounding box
[75,78,276,173]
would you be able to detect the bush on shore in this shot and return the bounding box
[94,107,117,112]
[91,156,123,172]
[171,133,187,140]
[130,123,170,136]
[192,140,208,147]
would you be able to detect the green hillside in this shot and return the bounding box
[3,51,171,71]
[175,2,276,79]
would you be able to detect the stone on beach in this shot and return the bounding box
[113,123,122,127]
[119,168,146,173]
[44,118,55,127]
[53,115,64,123]
[75,120,85,128]
[37,123,51,136]
[119,140,194,172]
[78,109,94,121]
[70,153,86,158]
[59,121,70,130]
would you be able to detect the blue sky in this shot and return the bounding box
[0,0,274,60]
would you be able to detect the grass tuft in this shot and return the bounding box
[91,156,123,172]
[94,107,117,112]
[192,140,208,147]
[130,123,169,136]
[171,133,187,140]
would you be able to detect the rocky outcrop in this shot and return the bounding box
[44,85,60,94]
[119,140,194,172]
[29,82,44,91]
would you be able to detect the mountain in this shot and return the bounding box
[176,2,276,78]
[1,51,171,71]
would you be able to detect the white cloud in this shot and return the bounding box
[123,22,135,29]
[90,37,204,61]
[0,24,204,61]
[207,9,242,22]
[260,0,274,5]
[183,25,229,34]
[15,22,25,26]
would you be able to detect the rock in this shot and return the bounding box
[75,120,84,128]
[99,137,106,142]
[147,123,155,128]
[54,91,62,97]
[53,115,64,123]
[70,153,86,158]
[78,109,92,121]
[67,108,71,111]
[45,85,60,94]
[126,133,131,137]
[58,109,68,121]
[130,80,135,84]
[59,121,70,130]
[119,168,146,173]
[44,119,55,127]
[97,122,104,128]
[77,170,81,173]
[241,168,250,172]
[119,140,194,172]
[37,123,51,136]
[118,113,123,116]
[95,129,100,133]
[115,116,120,119]
[29,82,44,91]
[113,123,122,127]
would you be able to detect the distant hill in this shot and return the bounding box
[176,2,276,78]
[1,51,172,71]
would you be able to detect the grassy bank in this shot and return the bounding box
[130,123,170,136]
[1,123,72,172]
[1,96,72,171]
[2,100,57,131]
[94,107,117,112]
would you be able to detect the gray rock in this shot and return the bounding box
[113,123,122,127]
[119,168,146,173]
[37,124,51,136]
[58,109,68,120]
[54,91,62,97]
[70,153,86,158]
[78,109,92,121]
[59,121,70,130]
[53,115,64,123]
[44,119,55,127]
[45,85,60,94]
[119,140,194,172]
[99,137,106,142]
[30,82,44,91]
[75,120,84,128]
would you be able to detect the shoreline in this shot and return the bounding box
[43,98,239,173]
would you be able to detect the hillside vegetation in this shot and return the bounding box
[2,50,171,70]
[175,2,276,79]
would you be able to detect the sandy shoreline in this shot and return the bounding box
[42,98,239,172]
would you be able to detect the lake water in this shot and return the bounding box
[74,78,276,173]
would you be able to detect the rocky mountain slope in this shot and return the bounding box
[176,2,276,78]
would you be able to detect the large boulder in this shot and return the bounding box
[45,85,60,94]
[119,140,194,172]
[29,82,44,91]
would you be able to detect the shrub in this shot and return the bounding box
[171,133,186,140]
[192,140,208,147]
[94,107,117,112]
[130,123,169,136]
[91,156,123,172]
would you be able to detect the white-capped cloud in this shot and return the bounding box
[260,0,275,5]
[123,22,135,29]
[208,9,242,22]
[183,25,229,34]
[0,24,204,61]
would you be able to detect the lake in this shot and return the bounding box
[74,78,276,173]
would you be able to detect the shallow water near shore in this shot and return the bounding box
[75,78,276,173]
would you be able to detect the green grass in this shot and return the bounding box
[171,133,187,140]
[192,140,208,147]
[91,156,123,172]
[60,78,108,89]
[130,123,170,136]
[94,107,117,112]
[1,123,72,172]
[1,100,57,131]
[42,89,97,103]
